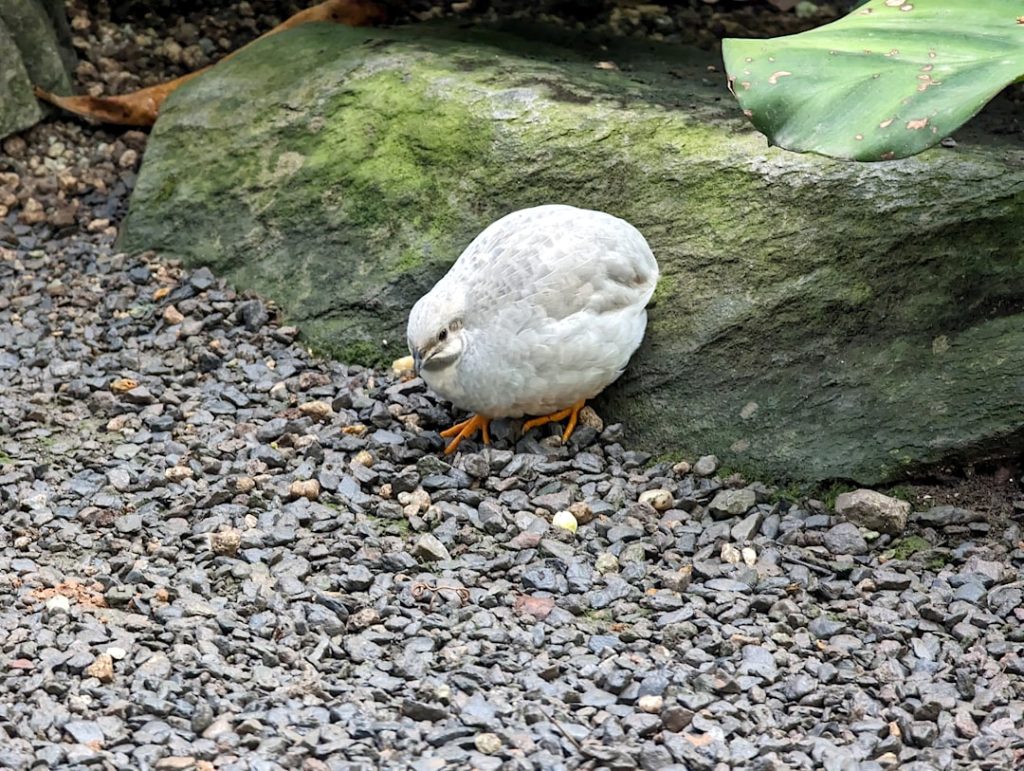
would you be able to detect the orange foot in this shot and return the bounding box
[440,414,491,455]
[522,399,587,443]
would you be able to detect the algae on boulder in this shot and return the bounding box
[119,22,1024,483]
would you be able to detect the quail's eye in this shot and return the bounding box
[438,328,448,343]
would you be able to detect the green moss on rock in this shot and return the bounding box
[120,20,1024,484]
[889,536,932,561]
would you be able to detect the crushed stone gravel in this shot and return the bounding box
[2,210,1023,770]
[1,1,1023,769]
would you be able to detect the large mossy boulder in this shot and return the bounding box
[0,0,75,138]
[119,21,1024,484]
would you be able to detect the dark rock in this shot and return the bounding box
[119,20,1024,483]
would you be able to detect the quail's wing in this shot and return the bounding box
[449,206,659,327]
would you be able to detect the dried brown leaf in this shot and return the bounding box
[35,0,390,126]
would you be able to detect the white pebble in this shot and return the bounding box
[638,694,663,713]
[639,488,673,511]
[46,595,70,613]
[474,732,502,754]
[721,543,741,564]
[742,547,758,567]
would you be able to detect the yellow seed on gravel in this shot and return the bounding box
[342,424,367,436]
[392,355,415,377]
[552,510,578,533]
[110,377,138,393]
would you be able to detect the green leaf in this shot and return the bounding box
[722,0,1024,161]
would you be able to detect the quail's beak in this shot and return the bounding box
[412,348,423,374]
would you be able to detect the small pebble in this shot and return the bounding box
[639,488,673,511]
[85,654,115,683]
[165,465,194,482]
[289,479,320,501]
[474,732,502,754]
[299,400,333,420]
[552,510,578,533]
[162,305,185,325]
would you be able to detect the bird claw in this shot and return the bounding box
[440,414,491,454]
[522,399,586,443]
[439,400,586,454]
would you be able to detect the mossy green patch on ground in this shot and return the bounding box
[366,513,411,536]
[884,485,915,504]
[648,449,689,467]
[888,535,932,561]
[925,554,950,571]
[769,483,807,505]
[820,482,857,512]
[332,339,384,369]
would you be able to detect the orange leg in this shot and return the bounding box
[522,399,586,443]
[439,414,491,455]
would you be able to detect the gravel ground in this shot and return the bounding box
[2,1,1024,770]
[3,205,1024,771]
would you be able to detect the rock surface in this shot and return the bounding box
[835,489,911,535]
[0,0,75,138]
[119,21,1024,483]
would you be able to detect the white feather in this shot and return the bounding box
[408,204,659,418]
